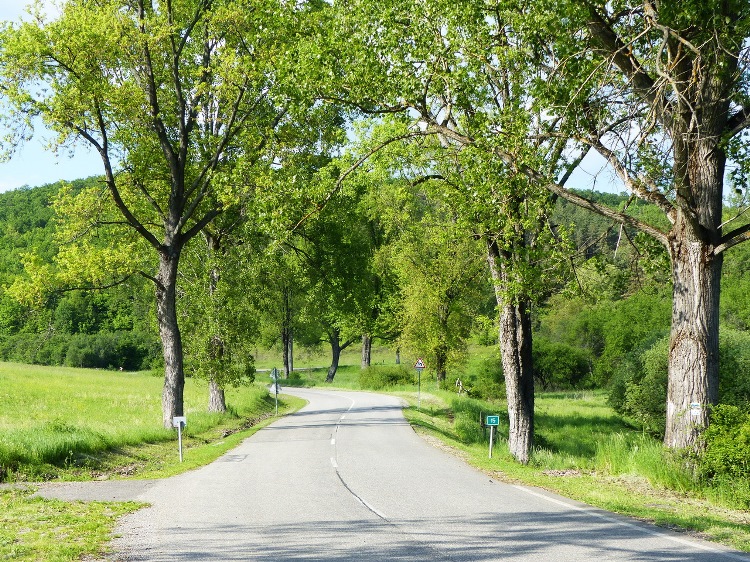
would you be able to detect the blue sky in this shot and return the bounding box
[0,1,103,192]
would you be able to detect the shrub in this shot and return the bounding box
[699,404,750,479]
[454,353,504,401]
[359,365,413,390]
[608,328,750,437]
[532,337,592,390]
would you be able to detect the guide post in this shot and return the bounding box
[414,358,425,408]
[485,415,500,458]
[172,416,187,462]
[270,368,280,415]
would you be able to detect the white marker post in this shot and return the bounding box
[172,416,187,462]
[270,368,280,415]
[414,358,426,408]
[485,415,500,458]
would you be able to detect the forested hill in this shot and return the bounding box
[0,178,161,370]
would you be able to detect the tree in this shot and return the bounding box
[0,0,305,427]
[505,1,750,449]
[313,0,750,449]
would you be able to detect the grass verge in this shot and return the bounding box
[0,362,306,561]
[400,390,750,553]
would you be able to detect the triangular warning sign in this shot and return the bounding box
[414,358,425,369]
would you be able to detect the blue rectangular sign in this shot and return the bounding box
[485,415,500,426]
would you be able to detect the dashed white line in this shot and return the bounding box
[330,457,338,468]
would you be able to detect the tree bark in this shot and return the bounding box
[156,251,185,429]
[282,285,293,379]
[361,333,372,368]
[208,378,226,413]
[206,234,227,413]
[486,239,534,464]
[326,331,342,383]
[664,219,722,448]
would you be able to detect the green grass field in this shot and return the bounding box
[2,346,749,558]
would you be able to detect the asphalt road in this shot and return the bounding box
[100,388,747,561]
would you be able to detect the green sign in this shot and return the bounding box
[485,415,500,426]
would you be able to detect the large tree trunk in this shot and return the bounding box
[487,239,534,464]
[498,301,534,464]
[664,146,723,447]
[326,330,342,383]
[156,251,185,429]
[361,333,372,368]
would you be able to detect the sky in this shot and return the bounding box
[0,1,102,192]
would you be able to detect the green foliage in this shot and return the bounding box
[609,329,750,437]
[0,331,161,371]
[532,337,592,390]
[699,405,750,481]
[358,365,413,390]
[454,352,505,401]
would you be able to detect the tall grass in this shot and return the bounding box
[0,362,272,478]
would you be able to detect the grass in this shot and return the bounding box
[401,390,750,553]
[3,345,750,557]
[0,487,142,561]
[0,361,305,561]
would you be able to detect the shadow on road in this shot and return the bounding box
[116,509,746,561]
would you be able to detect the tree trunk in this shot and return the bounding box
[326,330,342,383]
[282,285,293,379]
[487,239,534,464]
[395,347,400,364]
[206,235,227,413]
[498,301,534,464]
[288,332,294,375]
[435,343,447,384]
[665,216,722,449]
[361,333,372,368]
[208,377,226,413]
[156,252,185,429]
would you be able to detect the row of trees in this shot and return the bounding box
[1,0,749,463]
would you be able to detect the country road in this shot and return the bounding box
[85,388,750,560]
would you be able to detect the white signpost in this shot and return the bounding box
[172,416,187,462]
[270,368,280,415]
[414,358,425,408]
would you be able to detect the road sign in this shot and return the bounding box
[414,358,425,369]
[485,415,500,426]
[172,416,187,427]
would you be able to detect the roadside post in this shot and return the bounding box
[172,416,187,462]
[414,358,425,408]
[270,367,280,415]
[485,415,500,458]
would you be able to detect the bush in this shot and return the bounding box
[359,365,413,390]
[0,330,161,370]
[608,328,750,438]
[533,337,593,390]
[699,404,750,479]
[454,353,504,401]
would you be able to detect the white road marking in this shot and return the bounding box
[331,438,336,445]
[330,457,338,468]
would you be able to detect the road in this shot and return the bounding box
[108,388,748,561]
